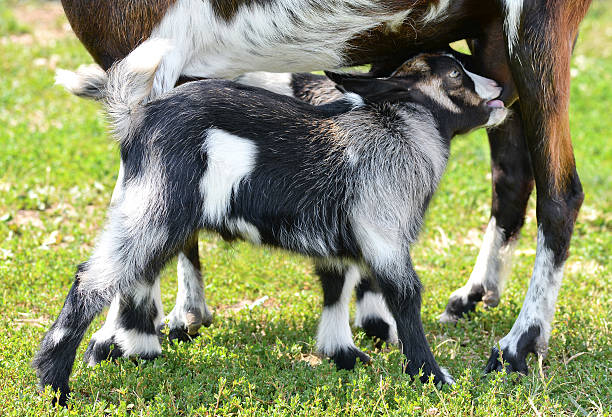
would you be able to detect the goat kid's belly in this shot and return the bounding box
[152,0,457,79]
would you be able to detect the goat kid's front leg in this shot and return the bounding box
[374,257,454,385]
[165,236,213,341]
[316,262,370,370]
[441,103,533,322]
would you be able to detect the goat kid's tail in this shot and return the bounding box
[55,39,171,143]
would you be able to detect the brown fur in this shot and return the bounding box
[510,0,591,192]
[61,0,177,70]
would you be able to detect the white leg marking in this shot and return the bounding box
[200,129,257,225]
[167,252,212,331]
[317,265,360,356]
[354,290,398,344]
[114,329,162,357]
[87,295,121,366]
[503,0,524,56]
[51,327,68,346]
[498,227,563,356]
[450,218,517,309]
[114,280,163,357]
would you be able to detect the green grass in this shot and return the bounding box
[0,1,610,415]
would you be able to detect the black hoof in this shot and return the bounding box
[167,326,200,343]
[484,346,529,375]
[331,347,371,370]
[484,325,541,375]
[50,386,70,408]
[83,338,124,366]
[361,317,390,348]
[439,285,484,323]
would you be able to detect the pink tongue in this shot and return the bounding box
[487,99,505,108]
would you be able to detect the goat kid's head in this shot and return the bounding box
[325,53,508,136]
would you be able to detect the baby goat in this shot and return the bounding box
[34,40,507,405]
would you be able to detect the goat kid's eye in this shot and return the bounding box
[448,69,461,78]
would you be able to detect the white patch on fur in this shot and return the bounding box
[87,295,121,366]
[114,329,162,357]
[445,218,516,313]
[79,151,169,295]
[463,69,502,101]
[422,0,451,24]
[503,0,524,56]
[354,291,398,344]
[351,211,404,274]
[344,92,365,108]
[168,251,213,331]
[51,327,67,346]
[497,227,564,356]
[440,367,455,385]
[150,0,419,86]
[200,129,257,225]
[316,265,360,355]
[235,72,294,97]
[384,9,412,33]
[55,65,107,100]
[88,281,164,365]
[228,218,262,244]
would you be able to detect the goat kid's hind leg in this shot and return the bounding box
[166,236,213,342]
[354,278,398,347]
[441,103,533,322]
[374,256,453,385]
[32,264,110,406]
[485,0,587,374]
[84,279,164,366]
[316,262,370,370]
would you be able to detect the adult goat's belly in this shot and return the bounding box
[152,0,473,79]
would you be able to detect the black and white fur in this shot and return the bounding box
[237,66,506,345]
[34,40,507,405]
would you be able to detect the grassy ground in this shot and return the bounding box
[0,0,610,415]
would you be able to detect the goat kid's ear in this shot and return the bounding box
[324,70,413,103]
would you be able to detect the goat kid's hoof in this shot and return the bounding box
[49,387,70,408]
[83,337,124,366]
[330,347,371,370]
[360,317,397,348]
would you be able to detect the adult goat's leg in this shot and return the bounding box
[441,103,534,322]
[485,0,589,373]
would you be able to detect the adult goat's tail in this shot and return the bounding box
[55,39,171,144]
